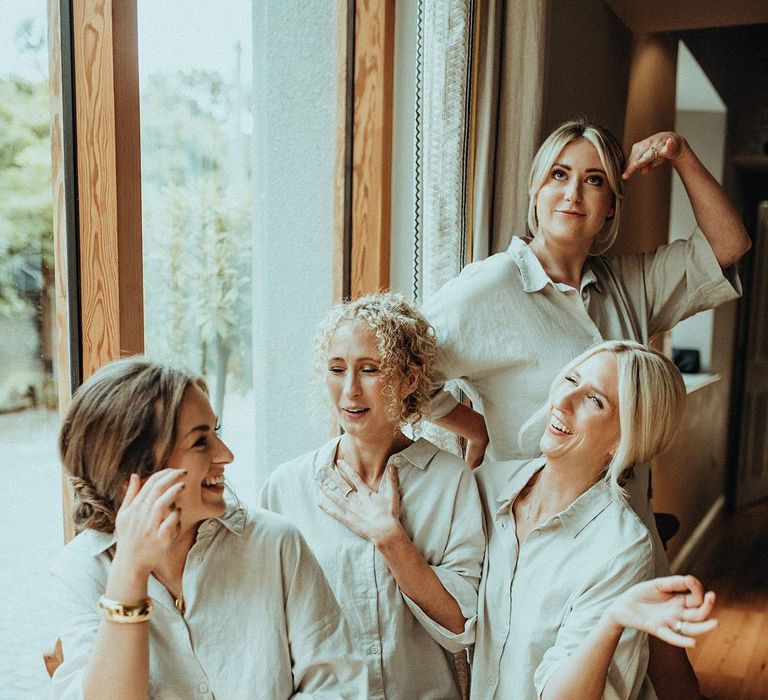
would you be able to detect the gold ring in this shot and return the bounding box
[343,487,355,498]
[675,620,685,634]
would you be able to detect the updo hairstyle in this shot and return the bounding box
[59,357,205,533]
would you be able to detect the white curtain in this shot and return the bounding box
[412,0,548,296]
[411,0,547,458]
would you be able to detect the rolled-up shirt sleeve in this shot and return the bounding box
[533,538,654,700]
[611,227,742,338]
[400,467,485,652]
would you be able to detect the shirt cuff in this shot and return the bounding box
[400,567,477,653]
[688,227,742,302]
[424,388,460,421]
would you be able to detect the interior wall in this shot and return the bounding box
[678,24,768,217]
[613,34,677,255]
[669,109,727,371]
[541,0,631,139]
[250,4,338,494]
[605,30,742,558]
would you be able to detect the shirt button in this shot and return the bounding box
[581,289,588,300]
[488,677,497,686]
[369,644,380,654]
[364,589,375,598]
[193,555,204,565]
[393,456,404,465]
[499,521,506,529]
[198,682,209,693]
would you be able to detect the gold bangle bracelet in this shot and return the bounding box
[98,595,154,624]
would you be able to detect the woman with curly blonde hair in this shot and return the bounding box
[260,292,485,700]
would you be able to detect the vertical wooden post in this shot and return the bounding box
[333,0,354,303]
[350,0,395,298]
[49,0,77,543]
[72,0,143,378]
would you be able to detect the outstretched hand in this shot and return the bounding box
[622,132,686,181]
[609,575,717,648]
[113,468,186,576]
[318,459,403,546]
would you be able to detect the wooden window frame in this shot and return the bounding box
[51,0,391,539]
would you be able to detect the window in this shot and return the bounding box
[0,3,62,693]
[138,2,342,503]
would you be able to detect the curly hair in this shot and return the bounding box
[314,292,437,427]
[59,357,206,534]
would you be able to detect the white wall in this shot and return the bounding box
[249,3,338,496]
[669,43,727,372]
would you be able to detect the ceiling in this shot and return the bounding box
[606,0,768,33]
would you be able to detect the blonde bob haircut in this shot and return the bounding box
[59,357,206,534]
[314,292,437,427]
[542,340,685,501]
[527,118,626,255]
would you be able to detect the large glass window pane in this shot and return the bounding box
[0,4,62,694]
[139,3,339,506]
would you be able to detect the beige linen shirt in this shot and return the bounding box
[425,230,740,572]
[49,503,365,700]
[472,458,657,700]
[260,437,486,700]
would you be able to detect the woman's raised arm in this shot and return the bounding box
[623,132,751,269]
[80,470,185,700]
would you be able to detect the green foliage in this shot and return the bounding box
[141,69,253,413]
[0,76,52,316]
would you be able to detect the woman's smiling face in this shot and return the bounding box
[534,138,615,251]
[539,351,620,472]
[163,384,234,527]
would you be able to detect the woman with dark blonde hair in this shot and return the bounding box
[260,292,485,700]
[425,118,749,697]
[472,341,717,699]
[49,358,364,698]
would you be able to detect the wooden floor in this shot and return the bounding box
[685,501,768,700]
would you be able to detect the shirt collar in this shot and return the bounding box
[494,456,546,513]
[313,435,440,476]
[80,497,246,557]
[506,236,603,295]
[494,457,614,538]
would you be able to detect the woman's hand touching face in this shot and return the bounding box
[114,469,187,576]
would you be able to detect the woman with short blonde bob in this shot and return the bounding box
[472,341,717,700]
[49,358,364,699]
[261,292,485,700]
